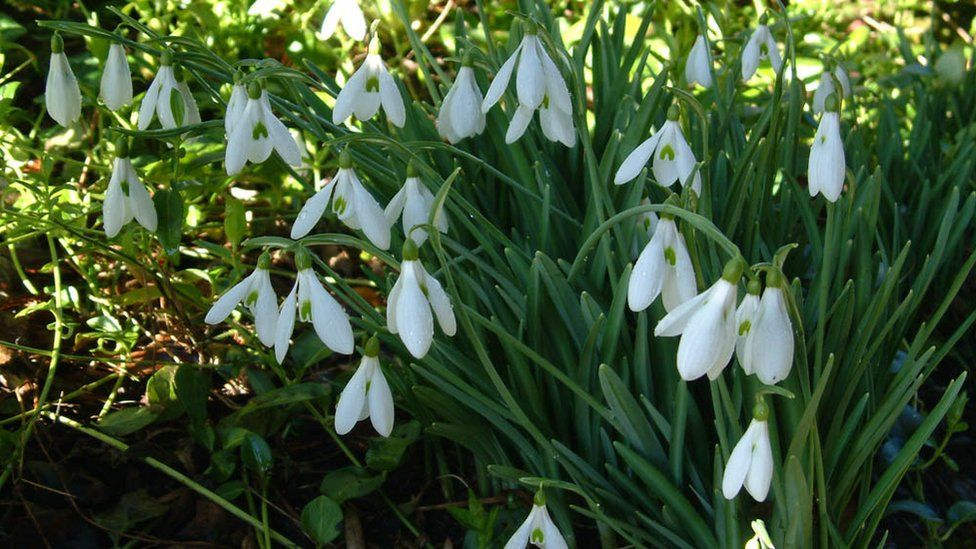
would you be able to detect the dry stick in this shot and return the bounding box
[39,411,300,548]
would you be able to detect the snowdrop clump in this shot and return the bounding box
[614,105,702,194]
[103,139,158,238]
[291,150,391,249]
[481,25,575,146]
[334,336,394,437]
[45,33,82,127]
[387,240,456,359]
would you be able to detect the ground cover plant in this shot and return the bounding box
[1,0,975,547]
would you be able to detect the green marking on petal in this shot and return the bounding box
[252,122,269,140]
[245,290,259,307]
[366,77,380,93]
[300,300,312,321]
[659,143,675,161]
[739,320,752,336]
[531,528,545,543]
[120,180,131,196]
[333,195,347,215]
[664,247,677,266]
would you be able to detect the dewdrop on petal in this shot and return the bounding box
[99,42,133,112]
[741,14,782,82]
[45,33,82,127]
[103,138,158,239]
[225,82,303,175]
[481,23,575,147]
[685,35,713,88]
[437,53,486,143]
[723,399,774,502]
[628,207,696,313]
[274,248,354,363]
[319,0,367,41]
[333,32,406,127]
[335,336,395,437]
[615,105,701,194]
[205,252,278,347]
[386,239,457,359]
[503,489,569,549]
[655,256,743,381]
[743,271,795,385]
[808,93,845,202]
[291,150,390,249]
[385,162,448,246]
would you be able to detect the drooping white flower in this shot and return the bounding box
[685,35,713,88]
[100,43,133,112]
[204,252,278,347]
[437,62,486,143]
[224,79,247,135]
[45,33,82,127]
[103,140,158,238]
[741,19,782,82]
[319,0,367,42]
[175,68,201,125]
[504,492,568,549]
[225,83,303,176]
[628,216,696,313]
[631,198,659,257]
[812,63,851,114]
[291,150,390,249]
[734,282,761,374]
[138,52,192,130]
[481,26,575,147]
[274,250,354,363]
[808,94,845,202]
[333,35,406,127]
[385,166,448,246]
[387,240,456,359]
[743,273,794,385]
[335,337,394,437]
[614,106,702,194]
[247,0,286,18]
[723,415,773,501]
[655,258,743,381]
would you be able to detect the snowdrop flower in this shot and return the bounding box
[631,198,659,257]
[100,42,133,112]
[385,164,448,246]
[138,52,187,130]
[291,150,390,249]
[808,93,845,202]
[45,33,82,127]
[481,25,575,147]
[614,105,702,194]
[628,214,696,313]
[333,35,406,127]
[655,257,743,381]
[275,249,354,363]
[174,67,202,126]
[722,402,774,501]
[812,62,851,114]
[204,252,277,346]
[225,83,302,176]
[319,0,367,42]
[103,139,158,238]
[437,56,486,143]
[504,490,568,549]
[741,16,782,81]
[685,35,713,88]
[742,272,794,385]
[335,336,394,437]
[734,279,761,373]
[224,74,247,135]
[247,0,286,18]
[387,240,456,359]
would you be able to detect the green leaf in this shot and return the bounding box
[154,189,185,256]
[169,87,186,127]
[224,197,247,249]
[237,382,329,415]
[240,432,273,475]
[365,421,421,471]
[97,407,160,436]
[301,495,343,545]
[175,364,210,422]
[319,467,385,504]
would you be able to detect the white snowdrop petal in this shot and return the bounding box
[384,185,409,227]
[515,37,545,110]
[662,231,697,312]
[652,123,680,186]
[333,64,369,124]
[274,284,298,363]
[127,173,158,232]
[103,171,126,238]
[744,421,773,501]
[722,421,757,499]
[540,507,569,549]
[676,295,730,380]
[402,180,431,245]
[628,231,666,312]
[502,510,535,549]
[353,180,392,250]
[615,130,664,185]
[367,364,395,437]
[735,294,760,372]
[340,0,367,41]
[307,273,355,354]
[654,285,713,337]
[253,272,278,347]
[46,53,82,127]
[292,182,337,239]
[395,265,434,358]
[138,72,163,130]
[318,2,343,39]
[386,272,404,334]
[423,270,456,336]
[100,44,133,111]
[482,43,522,112]
[505,104,534,144]
[205,275,253,325]
[265,106,303,167]
[379,69,406,127]
[751,288,795,385]
[334,360,369,435]
[741,28,763,81]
